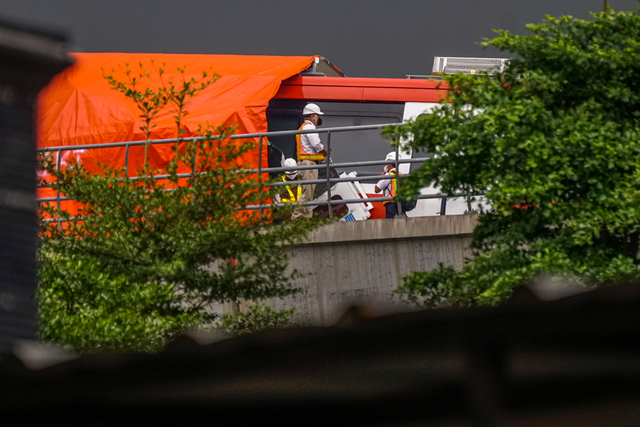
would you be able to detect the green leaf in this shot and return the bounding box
[393,8,640,308]
[38,62,318,353]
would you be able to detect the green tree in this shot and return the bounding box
[38,63,312,352]
[214,301,297,337]
[389,7,640,307]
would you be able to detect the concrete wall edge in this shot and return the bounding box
[297,214,478,246]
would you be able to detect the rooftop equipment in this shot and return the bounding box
[432,56,508,75]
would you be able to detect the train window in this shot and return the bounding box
[314,102,404,176]
[266,99,306,160]
[409,113,432,173]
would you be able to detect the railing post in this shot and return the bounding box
[191,141,198,200]
[440,196,448,216]
[326,131,332,218]
[56,149,62,232]
[258,136,264,219]
[395,143,403,217]
[124,143,130,177]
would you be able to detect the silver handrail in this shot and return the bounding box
[36,161,429,202]
[37,122,462,220]
[41,193,474,223]
[36,157,429,188]
[38,123,402,152]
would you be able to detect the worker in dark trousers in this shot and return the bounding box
[375,152,403,218]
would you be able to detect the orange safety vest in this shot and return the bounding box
[296,122,325,162]
[281,176,301,203]
[382,168,399,205]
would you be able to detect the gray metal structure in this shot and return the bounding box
[0,20,71,353]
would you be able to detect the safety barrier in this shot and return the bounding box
[37,123,471,222]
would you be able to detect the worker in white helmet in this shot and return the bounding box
[291,103,328,220]
[274,158,301,223]
[375,151,402,218]
[279,158,301,203]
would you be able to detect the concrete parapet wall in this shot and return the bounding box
[274,215,477,325]
[305,213,476,244]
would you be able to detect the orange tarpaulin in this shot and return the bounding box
[37,53,318,207]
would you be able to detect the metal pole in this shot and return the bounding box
[394,143,403,217]
[56,149,62,232]
[191,141,198,200]
[440,197,447,216]
[41,192,480,222]
[258,136,264,219]
[124,143,130,177]
[38,123,403,153]
[326,131,332,218]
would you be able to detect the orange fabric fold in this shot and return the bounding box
[37,53,318,209]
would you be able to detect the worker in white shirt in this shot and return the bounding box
[291,103,328,219]
[375,152,402,218]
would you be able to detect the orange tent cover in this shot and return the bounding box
[37,53,318,199]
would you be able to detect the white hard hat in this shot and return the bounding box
[385,151,398,162]
[302,103,324,116]
[283,158,298,178]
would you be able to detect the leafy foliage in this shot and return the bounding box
[38,63,313,352]
[389,8,640,306]
[214,301,297,337]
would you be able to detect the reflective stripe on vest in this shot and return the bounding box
[281,176,301,203]
[296,122,325,162]
[382,168,398,205]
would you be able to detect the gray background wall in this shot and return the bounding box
[0,0,637,78]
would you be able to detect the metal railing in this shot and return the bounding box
[37,123,467,224]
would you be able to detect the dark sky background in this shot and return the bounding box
[1,0,638,77]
